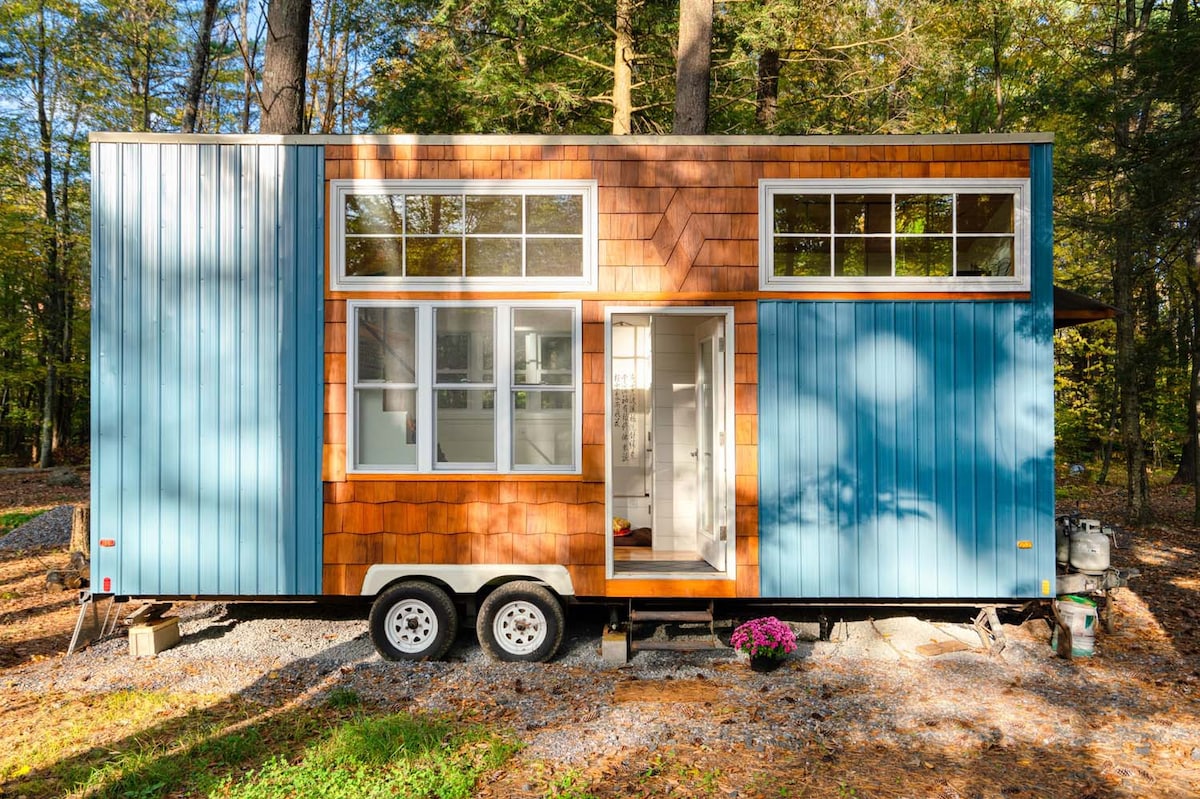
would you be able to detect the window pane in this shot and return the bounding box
[527,238,583,277]
[896,237,953,276]
[436,390,495,464]
[835,237,891,276]
[956,236,1014,276]
[356,388,417,468]
[406,237,462,277]
[405,194,463,234]
[834,194,890,234]
[774,237,831,276]
[466,238,521,277]
[957,194,1013,233]
[436,308,494,383]
[513,392,574,467]
[527,194,582,234]
[465,195,521,234]
[346,195,403,234]
[346,238,403,277]
[895,194,952,234]
[357,307,416,383]
[513,308,574,386]
[774,195,829,234]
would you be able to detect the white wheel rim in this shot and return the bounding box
[384,598,439,654]
[491,600,548,656]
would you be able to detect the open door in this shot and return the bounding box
[695,318,727,571]
[607,309,734,578]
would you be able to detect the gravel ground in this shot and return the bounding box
[3,501,1198,796]
[0,504,74,551]
[11,595,1200,791]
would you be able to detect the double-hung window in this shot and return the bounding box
[349,300,581,474]
[330,180,597,291]
[759,179,1029,292]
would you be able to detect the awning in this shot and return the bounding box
[1053,286,1119,329]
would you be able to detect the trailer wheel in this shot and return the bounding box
[370,581,458,661]
[476,581,564,662]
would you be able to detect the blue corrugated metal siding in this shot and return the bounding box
[91,142,324,596]
[759,155,1055,599]
[758,300,1054,598]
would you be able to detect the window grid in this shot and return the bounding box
[760,179,1029,292]
[772,193,1015,278]
[332,180,597,291]
[347,301,582,475]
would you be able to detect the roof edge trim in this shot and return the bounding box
[89,132,1056,146]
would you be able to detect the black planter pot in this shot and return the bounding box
[749,653,783,673]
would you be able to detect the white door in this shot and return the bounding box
[695,318,727,571]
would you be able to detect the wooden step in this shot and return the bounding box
[631,639,723,652]
[629,609,713,623]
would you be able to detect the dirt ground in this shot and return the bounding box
[0,468,89,668]
[2,468,1199,798]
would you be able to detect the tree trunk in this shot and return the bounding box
[182,0,220,133]
[34,0,61,469]
[1114,244,1150,522]
[755,49,781,130]
[261,0,312,134]
[672,0,712,135]
[241,0,255,133]
[70,505,90,558]
[612,0,633,135]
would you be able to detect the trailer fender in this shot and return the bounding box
[361,564,575,599]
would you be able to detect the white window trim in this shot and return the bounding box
[758,178,1031,293]
[331,179,599,292]
[347,299,583,475]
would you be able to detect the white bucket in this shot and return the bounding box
[1052,595,1098,657]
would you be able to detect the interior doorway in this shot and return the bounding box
[607,308,734,578]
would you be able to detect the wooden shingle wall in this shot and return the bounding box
[321,141,1032,598]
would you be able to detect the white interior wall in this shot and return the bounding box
[652,316,702,551]
[611,318,653,529]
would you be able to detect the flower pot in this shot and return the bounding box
[749,653,783,673]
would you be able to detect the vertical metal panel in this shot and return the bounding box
[759,296,1054,599]
[90,141,324,596]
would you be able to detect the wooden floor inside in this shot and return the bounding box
[611,546,719,575]
[613,548,703,561]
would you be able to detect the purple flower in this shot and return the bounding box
[730,616,797,659]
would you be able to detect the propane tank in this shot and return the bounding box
[1055,518,1071,565]
[1069,519,1111,575]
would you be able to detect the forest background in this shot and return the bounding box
[1,0,1198,523]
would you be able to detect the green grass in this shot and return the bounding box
[544,769,600,799]
[0,509,44,537]
[3,691,518,799]
[216,713,519,799]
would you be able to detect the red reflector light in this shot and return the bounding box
[99,539,116,548]
[102,577,111,592]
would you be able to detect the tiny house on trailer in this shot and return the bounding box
[92,132,1079,662]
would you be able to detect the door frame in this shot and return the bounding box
[603,306,737,581]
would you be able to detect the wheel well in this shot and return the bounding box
[375,575,458,602]
[474,576,564,607]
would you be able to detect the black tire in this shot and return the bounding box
[369,581,458,661]
[476,581,565,662]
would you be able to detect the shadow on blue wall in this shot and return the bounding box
[759,299,1054,600]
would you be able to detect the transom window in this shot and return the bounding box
[331,180,597,291]
[348,300,581,474]
[759,179,1029,292]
